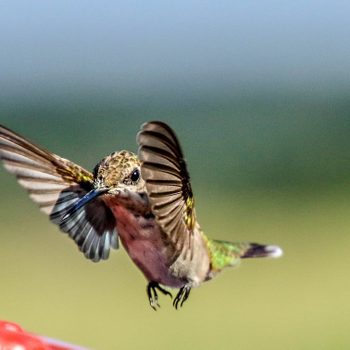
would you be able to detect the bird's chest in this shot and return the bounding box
[109,204,184,287]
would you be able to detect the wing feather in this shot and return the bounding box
[137,121,196,251]
[0,125,118,262]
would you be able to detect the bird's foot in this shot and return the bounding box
[173,284,191,309]
[147,281,173,311]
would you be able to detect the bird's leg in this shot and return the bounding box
[146,281,173,310]
[173,284,192,309]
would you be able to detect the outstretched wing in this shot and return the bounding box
[137,121,196,250]
[0,125,118,262]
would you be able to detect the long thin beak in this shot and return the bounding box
[61,187,109,223]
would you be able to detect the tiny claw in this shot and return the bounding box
[146,282,173,309]
[180,295,188,307]
[173,294,181,309]
[173,285,191,309]
[149,293,160,311]
[149,299,159,311]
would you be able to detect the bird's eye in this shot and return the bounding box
[130,168,140,183]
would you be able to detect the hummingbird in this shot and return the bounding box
[0,121,282,310]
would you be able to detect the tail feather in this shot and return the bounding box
[241,243,283,259]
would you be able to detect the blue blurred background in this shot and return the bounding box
[1,1,350,349]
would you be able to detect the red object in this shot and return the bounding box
[0,321,88,350]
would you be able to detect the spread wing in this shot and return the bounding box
[137,121,196,250]
[0,125,118,262]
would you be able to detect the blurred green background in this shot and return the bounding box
[1,1,350,349]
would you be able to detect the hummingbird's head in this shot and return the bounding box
[61,151,146,222]
[93,150,146,194]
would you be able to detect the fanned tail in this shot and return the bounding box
[240,243,283,259]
